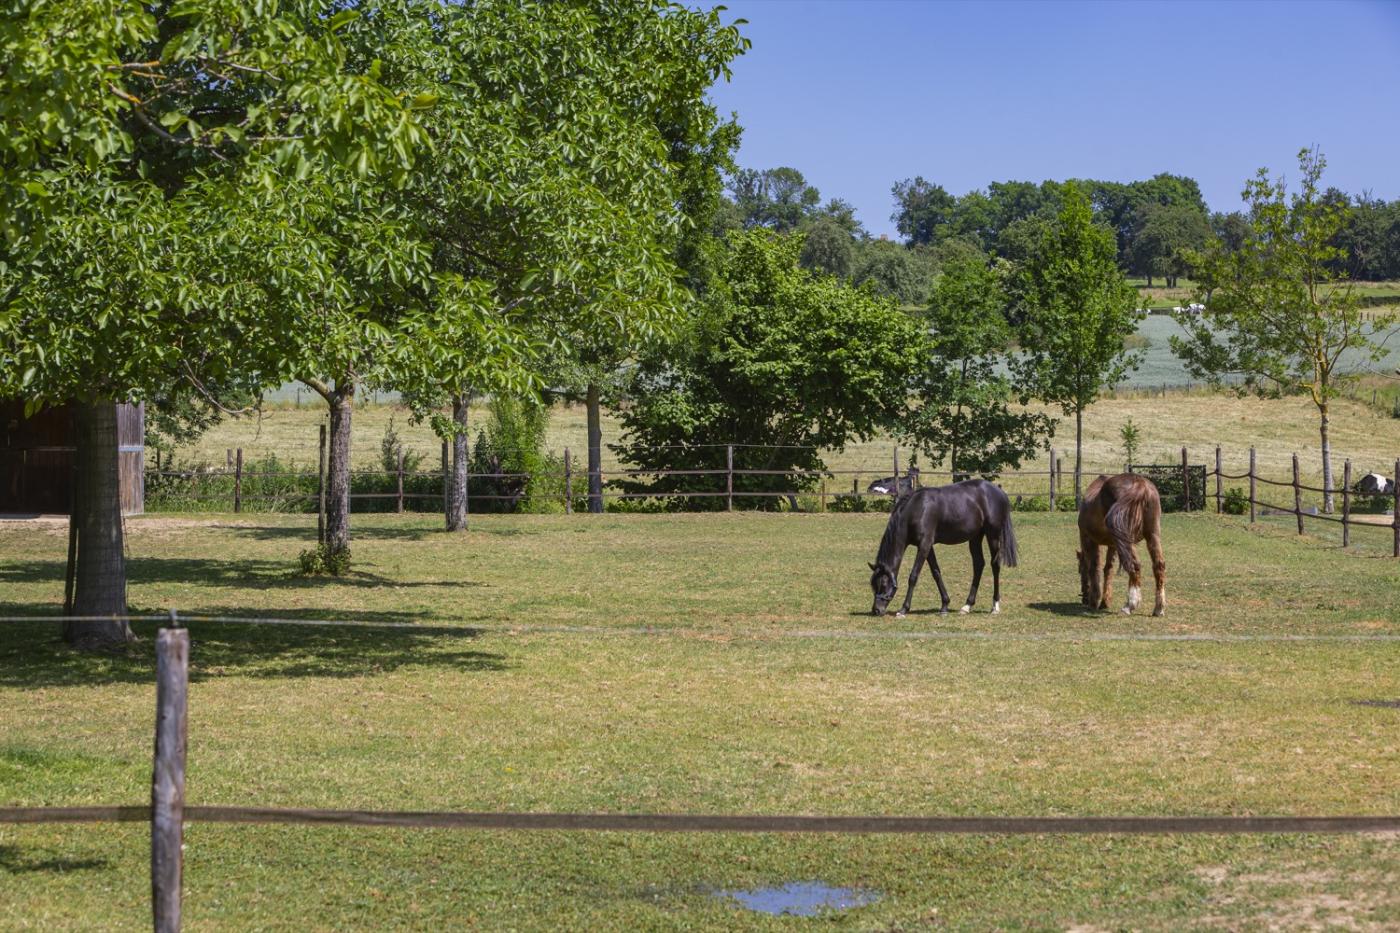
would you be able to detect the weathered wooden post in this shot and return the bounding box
[233,448,243,514]
[1342,459,1351,548]
[395,449,404,515]
[152,616,189,933]
[1215,446,1222,514]
[892,445,899,503]
[564,448,572,514]
[726,445,734,513]
[225,448,232,471]
[317,424,327,545]
[1292,453,1304,535]
[1248,447,1257,524]
[441,440,449,528]
[820,480,827,513]
[1048,447,1056,511]
[1393,459,1400,558]
[1181,447,1189,512]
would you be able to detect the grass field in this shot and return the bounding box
[2,510,1398,929]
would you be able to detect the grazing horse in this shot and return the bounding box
[868,480,1018,617]
[1078,473,1166,616]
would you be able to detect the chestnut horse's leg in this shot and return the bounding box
[1122,542,1143,614]
[1099,545,1115,610]
[1147,527,1167,617]
[896,541,932,618]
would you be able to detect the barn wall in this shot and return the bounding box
[0,401,145,515]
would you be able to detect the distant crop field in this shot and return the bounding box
[1,511,1397,929]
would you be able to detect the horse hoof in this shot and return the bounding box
[959,605,971,614]
[939,607,949,616]
[894,611,906,619]
[1152,608,1164,617]
[991,601,1001,615]
[1121,607,1133,616]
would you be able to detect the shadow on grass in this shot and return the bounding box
[0,619,507,689]
[0,845,111,875]
[1025,601,1097,618]
[0,558,485,592]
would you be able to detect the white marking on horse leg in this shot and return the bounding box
[1153,588,1166,617]
[1128,585,1141,610]
[895,610,906,619]
[959,604,971,614]
[991,601,1001,615]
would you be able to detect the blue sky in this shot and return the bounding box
[706,0,1400,238]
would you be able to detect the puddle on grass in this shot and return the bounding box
[715,881,881,917]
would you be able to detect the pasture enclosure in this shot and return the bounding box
[2,510,1399,928]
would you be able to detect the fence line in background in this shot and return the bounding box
[4,620,1397,930]
[135,442,1400,555]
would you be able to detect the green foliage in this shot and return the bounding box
[828,493,895,513]
[906,256,1053,475]
[1223,487,1249,515]
[798,217,855,278]
[727,167,821,232]
[298,543,351,577]
[468,397,568,514]
[1129,202,1212,286]
[380,416,425,476]
[1120,418,1142,468]
[1014,495,1051,512]
[615,231,926,508]
[852,239,933,305]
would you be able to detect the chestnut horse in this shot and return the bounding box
[1078,473,1166,616]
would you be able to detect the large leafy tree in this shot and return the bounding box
[0,1,428,648]
[1130,202,1212,287]
[615,231,924,508]
[907,257,1054,476]
[727,166,820,233]
[891,176,956,246]
[1015,183,1143,501]
[1173,148,1396,512]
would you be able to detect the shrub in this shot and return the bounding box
[1223,487,1249,515]
[1015,495,1051,512]
[829,493,894,513]
[1056,495,1077,512]
[298,543,350,576]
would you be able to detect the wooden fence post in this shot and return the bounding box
[395,449,404,515]
[564,448,572,514]
[1181,446,1189,512]
[441,440,449,527]
[1214,446,1222,514]
[233,448,243,514]
[317,425,327,545]
[726,445,734,512]
[1342,459,1351,548]
[1048,447,1056,511]
[892,445,899,503]
[225,448,232,471]
[820,480,827,513]
[1393,458,1399,558]
[1248,447,1256,524]
[152,620,189,933]
[1292,453,1304,535]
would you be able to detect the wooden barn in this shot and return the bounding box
[0,401,145,515]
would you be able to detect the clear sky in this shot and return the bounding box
[706,0,1400,238]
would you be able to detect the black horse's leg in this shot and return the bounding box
[927,546,951,614]
[990,541,1002,614]
[960,535,985,614]
[897,543,931,617]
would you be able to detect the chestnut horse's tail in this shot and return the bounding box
[1104,480,1159,575]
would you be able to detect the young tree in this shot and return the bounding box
[1172,148,1396,512]
[1015,183,1144,501]
[907,257,1054,476]
[615,231,925,507]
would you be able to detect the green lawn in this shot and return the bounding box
[2,512,1398,929]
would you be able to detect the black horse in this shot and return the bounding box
[868,479,1018,617]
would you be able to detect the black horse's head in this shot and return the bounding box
[868,561,896,616]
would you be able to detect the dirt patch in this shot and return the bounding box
[1194,863,1400,931]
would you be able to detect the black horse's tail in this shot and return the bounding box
[999,503,1019,567]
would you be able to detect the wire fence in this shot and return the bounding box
[136,440,1400,556]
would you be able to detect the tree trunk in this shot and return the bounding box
[325,384,354,556]
[1320,402,1334,513]
[64,398,134,650]
[1074,406,1084,504]
[586,382,603,514]
[447,392,469,531]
